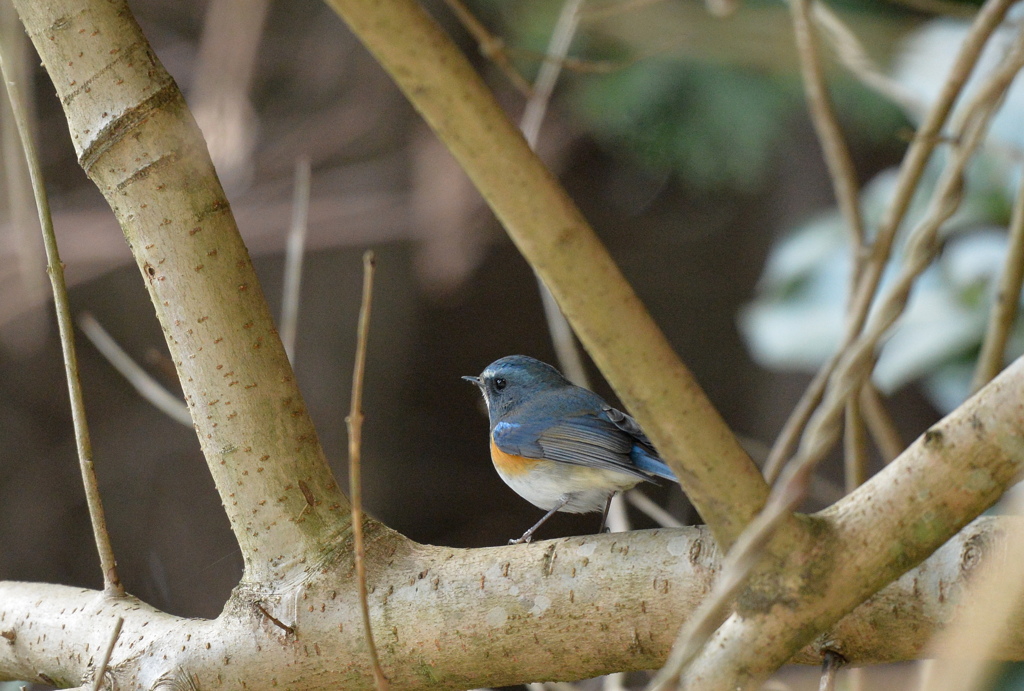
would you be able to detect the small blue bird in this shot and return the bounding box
[463,355,677,544]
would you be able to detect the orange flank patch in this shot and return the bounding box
[490,438,541,476]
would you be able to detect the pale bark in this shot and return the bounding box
[0,519,1020,688]
[4,0,1024,689]
[681,356,1024,690]
[10,0,349,585]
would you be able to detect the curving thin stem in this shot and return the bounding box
[859,383,904,463]
[843,0,1018,347]
[789,0,866,261]
[0,25,124,598]
[646,479,803,690]
[843,394,868,492]
[763,353,837,482]
[789,0,871,492]
[440,0,534,97]
[659,35,1024,686]
[520,0,592,389]
[78,312,192,427]
[811,2,925,116]
[626,489,683,527]
[346,250,388,691]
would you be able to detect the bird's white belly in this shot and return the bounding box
[494,460,642,513]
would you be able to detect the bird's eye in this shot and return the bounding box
[494,377,507,391]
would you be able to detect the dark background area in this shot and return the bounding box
[0,0,943,652]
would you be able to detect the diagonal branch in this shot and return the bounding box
[321,0,769,549]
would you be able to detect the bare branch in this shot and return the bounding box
[843,394,868,491]
[789,0,866,259]
[281,157,312,364]
[676,355,1024,690]
[89,616,123,691]
[812,3,925,116]
[440,0,534,97]
[971,164,1024,391]
[323,0,769,549]
[78,313,192,427]
[767,0,1019,482]
[0,16,123,598]
[520,0,592,389]
[818,650,846,691]
[346,251,388,691]
[859,384,904,463]
[12,0,352,582]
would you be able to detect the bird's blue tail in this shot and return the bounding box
[631,447,677,481]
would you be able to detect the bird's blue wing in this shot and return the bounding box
[489,389,659,481]
[602,405,676,481]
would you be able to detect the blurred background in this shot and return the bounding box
[3,0,1023,688]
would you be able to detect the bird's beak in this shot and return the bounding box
[462,375,481,387]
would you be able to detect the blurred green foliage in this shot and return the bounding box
[575,62,793,190]
[466,0,910,190]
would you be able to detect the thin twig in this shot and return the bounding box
[520,0,583,149]
[255,603,295,635]
[776,24,1024,498]
[626,488,683,527]
[0,1,46,353]
[281,157,312,364]
[520,0,592,388]
[646,481,801,690]
[505,47,638,74]
[812,2,928,117]
[765,0,1017,483]
[78,313,192,427]
[971,179,1024,391]
[347,250,388,691]
[90,616,123,691]
[440,0,534,97]
[0,26,124,597]
[843,0,1017,347]
[655,48,1021,678]
[763,353,837,482]
[818,650,846,691]
[790,0,872,493]
[843,394,869,492]
[859,383,904,462]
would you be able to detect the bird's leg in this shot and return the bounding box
[598,492,616,534]
[510,495,571,545]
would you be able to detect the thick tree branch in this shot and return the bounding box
[0,518,1021,688]
[11,0,352,585]
[320,0,769,549]
[679,355,1024,690]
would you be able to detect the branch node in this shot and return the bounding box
[255,603,295,636]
